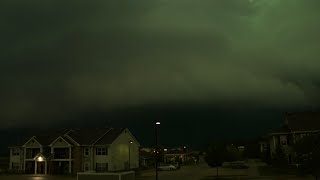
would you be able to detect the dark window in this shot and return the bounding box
[54,148,69,159]
[96,147,107,155]
[84,162,90,171]
[84,148,89,156]
[26,148,40,159]
[96,163,108,172]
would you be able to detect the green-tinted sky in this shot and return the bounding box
[0,0,320,144]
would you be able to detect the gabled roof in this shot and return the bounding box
[285,112,320,132]
[65,128,113,145]
[49,136,73,146]
[270,124,292,134]
[166,149,184,154]
[31,129,71,146]
[269,112,320,135]
[33,152,53,161]
[94,128,126,145]
[10,128,130,147]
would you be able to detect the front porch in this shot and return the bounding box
[24,152,72,175]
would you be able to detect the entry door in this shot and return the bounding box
[37,162,45,174]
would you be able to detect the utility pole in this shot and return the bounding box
[155,121,160,180]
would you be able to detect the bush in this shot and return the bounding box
[271,146,287,167]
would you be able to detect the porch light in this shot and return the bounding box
[37,156,44,162]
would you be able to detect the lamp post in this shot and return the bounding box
[129,141,133,169]
[155,121,160,180]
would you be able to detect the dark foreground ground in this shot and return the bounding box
[0,160,315,180]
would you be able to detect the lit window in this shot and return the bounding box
[84,162,90,171]
[84,148,90,156]
[96,147,107,155]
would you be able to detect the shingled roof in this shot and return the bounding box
[11,128,128,147]
[285,112,320,132]
[10,129,70,147]
[66,128,113,145]
[94,128,126,145]
[270,124,292,134]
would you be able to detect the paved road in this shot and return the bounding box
[137,162,247,180]
[137,160,315,180]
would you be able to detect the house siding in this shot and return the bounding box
[8,128,140,174]
[72,146,82,173]
[9,147,23,170]
[109,131,139,171]
[82,146,92,171]
[51,138,69,147]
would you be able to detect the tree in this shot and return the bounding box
[271,145,287,167]
[293,134,320,179]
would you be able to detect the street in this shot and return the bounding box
[137,162,248,180]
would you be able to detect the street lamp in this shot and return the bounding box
[155,121,160,180]
[129,141,133,169]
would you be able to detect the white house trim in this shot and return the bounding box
[22,136,42,148]
[122,128,141,146]
[49,136,72,147]
[63,134,80,146]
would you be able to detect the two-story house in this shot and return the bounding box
[260,112,320,164]
[8,128,140,174]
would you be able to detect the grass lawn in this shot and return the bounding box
[258,165,300,176]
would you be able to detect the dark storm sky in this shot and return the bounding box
[1,0,320,146]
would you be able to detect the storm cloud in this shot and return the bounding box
[1,0,320,127]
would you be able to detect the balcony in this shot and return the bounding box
[26,148,40,159]
[53,148,70,159]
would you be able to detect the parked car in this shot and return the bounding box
[158,164,177,171]
[231,161,249,169]
[171,162,181,169]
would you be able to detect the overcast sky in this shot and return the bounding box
[1,0,320,142]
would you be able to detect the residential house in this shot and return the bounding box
[8,128,140,174]
[261,112,320,164]
[139,149,155,167]
[164,149,198,164]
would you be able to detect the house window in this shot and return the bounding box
[12,162,19,170]
[12,148,19,156]
[84,162,90,171]
[96,147,107,155]
[96,163,108,172]
[84,148,89,156]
